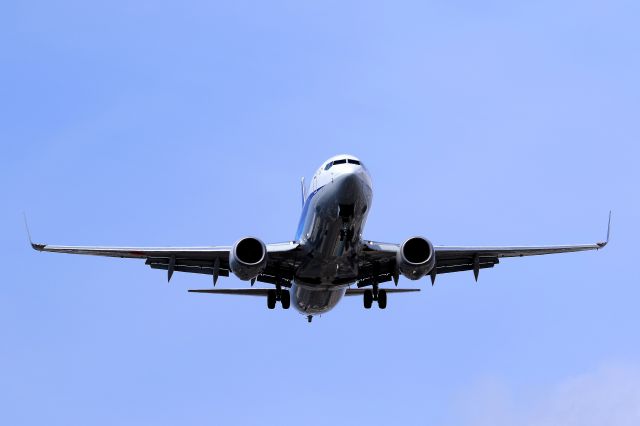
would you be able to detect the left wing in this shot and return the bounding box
[360,213,610,284]
[31,240,301,286]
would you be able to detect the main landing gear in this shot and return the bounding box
[267,289,290,310]
[363,286,387,310]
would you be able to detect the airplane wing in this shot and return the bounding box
[30,239,301,286]
[360,213,610,284]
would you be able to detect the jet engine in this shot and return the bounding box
[229,237,268,281]
[396,237,436,280]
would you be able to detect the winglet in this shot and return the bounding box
[597,211,612,249]
[23,213,45,251]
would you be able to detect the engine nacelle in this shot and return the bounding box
[229,237,268,281]
[396,236,436,280]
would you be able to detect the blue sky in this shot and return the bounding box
[2,1,639,424]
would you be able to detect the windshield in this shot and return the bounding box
[324,158,362,171]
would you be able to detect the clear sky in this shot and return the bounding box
[2,1,639,425]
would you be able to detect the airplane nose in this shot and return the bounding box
[335,171,363,200]
[339,170,359,184]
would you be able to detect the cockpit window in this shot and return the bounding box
[326,158,361,170]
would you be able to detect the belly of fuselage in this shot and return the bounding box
[291,284,346,314]
[296,174,371,276]
[291,172,372,314]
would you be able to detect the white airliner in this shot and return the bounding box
[30,154,610,322]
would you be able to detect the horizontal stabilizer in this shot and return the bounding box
[189,289,269,296]
[344,288,420,296]
[189,288,421,297]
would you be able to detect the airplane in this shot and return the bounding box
[28,154,610,322]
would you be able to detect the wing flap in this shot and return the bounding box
[436,262,496,275]
[148,263,231,277]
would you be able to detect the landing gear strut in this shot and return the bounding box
[363,286,387,310]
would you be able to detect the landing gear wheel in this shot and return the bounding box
[267,290,276,309]
[363,289,373,309]
[280,290,291,310]
[377,289,387,310]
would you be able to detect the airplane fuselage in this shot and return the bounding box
[290,155,373,315]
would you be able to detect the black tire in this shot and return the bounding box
[267,290,277,309]
[281,290,291,310]
[378,289,387,310]
[363,289,373,309]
